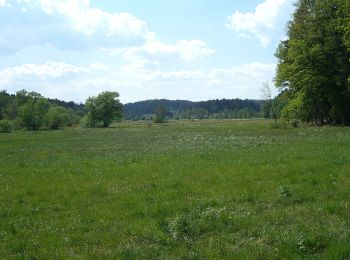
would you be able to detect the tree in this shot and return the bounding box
[18,92,49,130]
[275,0,350,125]
[0,90,9,120]
[153,103,167,123]
[47,106,69,129]
[85,91,122,127]
[261,82,279,128]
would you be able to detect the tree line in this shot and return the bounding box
[0,89,269,132]
[0,90,122,132]
[275,0,350,125]
[123,99,265,121]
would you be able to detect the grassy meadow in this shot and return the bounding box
[0,120,350,259]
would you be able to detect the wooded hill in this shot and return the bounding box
[123,99,265,120]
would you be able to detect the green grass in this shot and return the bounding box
[0,120,350,259]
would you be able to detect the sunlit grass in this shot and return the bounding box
[0,120,349,258]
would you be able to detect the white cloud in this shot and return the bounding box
[0,61,277,103]
[36,0,149,37]
[207,63,276,95]
[0,62,81,79]
[146,70,205,81]
[0,62,108,80]
[227,0,288,46]
[125,39,214,61]
[0,0,6,7]
[0,0,214,63]
[0,0,150,54]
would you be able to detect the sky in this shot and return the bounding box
[0,0,295,103]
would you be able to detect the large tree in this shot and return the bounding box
[85,91,122,127]
[275,0,350,125]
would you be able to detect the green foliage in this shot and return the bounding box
[275,0,350,125]
[0,119,13,133]
[124,99,264,120]
[153,104,167,123]
[281,93,304,127]
[0,89,85,130]
[46,106,69,129]
[0,90,17,120]
[85,91,122,127]
[79,115,90,128]
[0,91,9,120]
[261,82,279,128]
[18,92,49,130]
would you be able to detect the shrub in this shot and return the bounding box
[279,186,291,198]
[168,207,228,241]
[12,118,23,130]
[291,120,299,128]
[80,115,92,128]
[47,106,69,129]
[0,120,13,133]
[80,115,103,128]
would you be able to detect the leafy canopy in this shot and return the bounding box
[275,0,350,125]
[18,91,49,130]
[85,91,122,127]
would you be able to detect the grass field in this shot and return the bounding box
[0,120,350,259]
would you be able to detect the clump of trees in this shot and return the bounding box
[275,0,350,125]
[0,89,123,131]
[17,91,50,130]
[0,90,82,131]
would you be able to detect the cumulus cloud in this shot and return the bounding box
[36,0,148,37]
[0,0,214,63]
[125,39,215,61]
[146,70,205,81]
[226,0,288,46]
[0,62,107,80]
[207,63,277,97]
[0,0,150,54]
[0,61,277,103]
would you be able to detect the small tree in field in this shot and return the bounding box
[85,91,122,127]
[153,104,167,123]
[261,82,278,128]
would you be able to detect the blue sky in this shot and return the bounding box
[0,0,294,103]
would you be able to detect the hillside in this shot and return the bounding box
[123,98,265,120]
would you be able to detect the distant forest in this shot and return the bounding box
[123,99,266,120]
[1,90,267,126]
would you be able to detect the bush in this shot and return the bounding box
[168,207,228,241]
[80,115,104,128]
[291,120,299,128]
[0,120,13,133]
[79,115,92,128]
[47,106,69,129]
[12,118,23,130]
